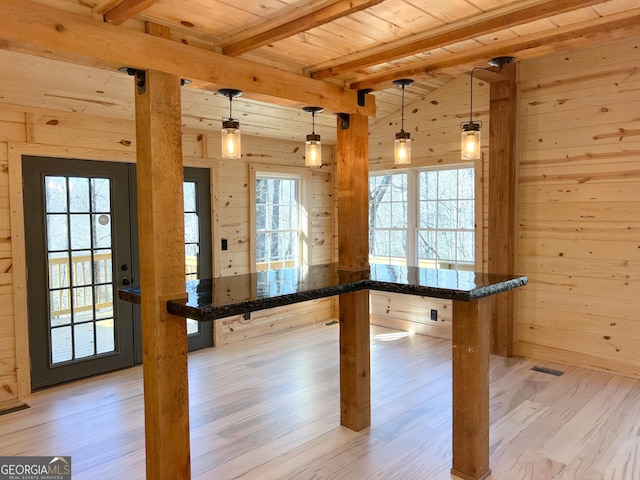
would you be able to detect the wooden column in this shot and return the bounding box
[336,113,371,431]
[451,298,492,480]
[134,23,190,480]
[488,62,518,356]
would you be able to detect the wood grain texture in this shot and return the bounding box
[515,36,640,378]
[451,298,491,480]
[0,0,376,116]
[336,112,371,431]
[0,323,637,479]
[134,23,190,480]
[488,62,518,357]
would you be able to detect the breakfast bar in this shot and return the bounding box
[119,263,527,480]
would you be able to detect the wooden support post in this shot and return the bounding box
[134,22,190,480]
[488,62,518,357]
[336,113,371,431]
[451,298,492,480]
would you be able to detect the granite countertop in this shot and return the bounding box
[118,263,528,323]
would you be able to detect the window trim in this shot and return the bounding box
[249,163,311,272]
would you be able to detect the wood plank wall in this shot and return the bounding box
[515,37,640,378]
[366,37,640,380]
[367,76,490,340]
[0,105,335,406]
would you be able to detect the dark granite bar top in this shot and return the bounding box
[118,263,527,323]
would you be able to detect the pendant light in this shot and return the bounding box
[218,88,243,159]
[393,79,413,165]
[303,106,323,167]
[461,56,515,160]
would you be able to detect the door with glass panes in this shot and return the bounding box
[24,157,212,389]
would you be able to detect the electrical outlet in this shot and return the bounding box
[430,309,438,322]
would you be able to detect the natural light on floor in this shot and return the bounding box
[372,330,414,341]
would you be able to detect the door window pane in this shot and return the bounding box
[70,214,91,249]
[69,177,90,213]
[45,177,67,212]
[45,175,116,365]
[91,178,111,212]
[184,180,203,336]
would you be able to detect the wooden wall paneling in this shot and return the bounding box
[369,76,489,169]
[515,37,640,378]
[6,143,26,402]
[214,298,334,345]
[134,23,190,480]
[369,292,453,339]
[488,62,519,357]
[337,113,371,431]
[310,166,334,265]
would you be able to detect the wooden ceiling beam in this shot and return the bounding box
[349,8,640,91]
[0,0,374,116]
[221,0,385,57]
[104,0,161,25]
[309,0,614,80]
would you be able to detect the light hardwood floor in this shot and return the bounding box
[0,323,638,479]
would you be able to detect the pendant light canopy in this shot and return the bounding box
[303,106,323,167]
[393,79,413,165]
[219,88,243,159]
[461,56,515,161]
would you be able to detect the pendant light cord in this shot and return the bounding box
[401,84,406,132]
[469,62,508,124]
[469,67,479,124]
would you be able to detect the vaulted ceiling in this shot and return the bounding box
[1,0,639,144]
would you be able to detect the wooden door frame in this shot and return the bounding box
[9,142,215,399]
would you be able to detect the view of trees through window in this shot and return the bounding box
[256,175,300,271]
[369,167,475,269]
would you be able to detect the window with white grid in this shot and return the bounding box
[368,166,475,270]
[255,174,301,271]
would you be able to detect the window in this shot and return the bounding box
[369,166,475,270]
[184,180,199,282]
[417,168,475,268]
[251,165,310,272]
[369,173,408,265]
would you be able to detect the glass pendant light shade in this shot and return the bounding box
[461,121,481,160]
[394,131,411,165]
[393,79,413,165]
[221,119,241,159]
[218,88,243,159]
[305,133,322,167]
[303,106,323,167]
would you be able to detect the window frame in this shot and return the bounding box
[416,166,477,269]
[369,161,482,271]
[249,163,311,272]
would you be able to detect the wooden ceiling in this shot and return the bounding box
[1,0,639,144]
